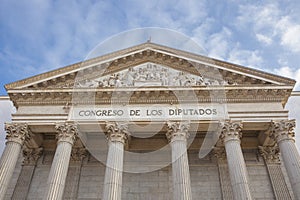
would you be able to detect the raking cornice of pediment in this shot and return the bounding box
[5,42,295,91]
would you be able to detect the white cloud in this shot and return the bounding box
[236,2,300,53]
[190,17,215,50]
[275,16,300,53]
[274,66,300,90]
[279,24,300,53]
[0,0,132,75]
[206,27,232,59]
[256,33,272,45]
[236,3,280,37]
[228,45,263,69]
[119,0,211,41]
[274,66,294,79]
[0,0,216,80]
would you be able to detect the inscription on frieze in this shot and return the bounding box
[69,104,227,121]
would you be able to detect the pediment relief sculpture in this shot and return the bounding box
[75,62,231,88]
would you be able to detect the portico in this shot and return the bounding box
[0,42,299,199]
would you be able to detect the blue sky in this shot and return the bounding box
[0,0,300,153]
[1,0,300,94]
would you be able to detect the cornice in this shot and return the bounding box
[7,85,293,107]
[7,84,294,93]
[0,96,10,100]
[291,91,300,96]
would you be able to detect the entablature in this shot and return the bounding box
[7,85,293,107]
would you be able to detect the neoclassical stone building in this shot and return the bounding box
[0,43,299,200]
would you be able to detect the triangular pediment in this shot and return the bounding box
[5,42,295,91]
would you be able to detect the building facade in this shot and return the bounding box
[0,43,300,200]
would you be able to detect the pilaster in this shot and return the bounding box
[258,145,293,199]
[63,147,87,199]
[213,147,234,200]
[269,119,300,199]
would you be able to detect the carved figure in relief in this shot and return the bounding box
[190,78,196,86]
[161,69,168,85]
[108,75,116,86]
[196,76,204,85]
[115,77,122,87]
[122,67,134,86]
[174,77,180,86]
[102,79,109,87]
[76,63,231,88]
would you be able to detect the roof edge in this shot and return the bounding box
[5,42,296,90]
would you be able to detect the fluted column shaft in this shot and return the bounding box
[167,121,192,200]
[220,121,252,200]
[0,123,29,200]
[103,141,124,200]
[44,123,78,200]
[270,120,300,199]
[102,122,129,200]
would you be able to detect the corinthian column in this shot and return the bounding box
[102,122,130,200]
[220,121,252,200]
[166,121,192,200]
[0,123,30,199]
[44,122,78,200]
[269,119,300,199]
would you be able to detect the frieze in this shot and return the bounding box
[8,87,292,107]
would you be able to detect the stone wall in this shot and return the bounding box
[122,168,172,200]
[26,152,52,200]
